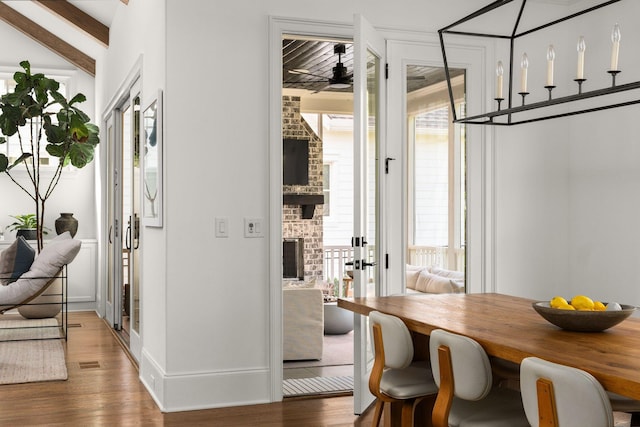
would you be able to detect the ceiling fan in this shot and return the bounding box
[286,43,353,93]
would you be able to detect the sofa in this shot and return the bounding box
[283,286,324,360]
[406,264,465,294]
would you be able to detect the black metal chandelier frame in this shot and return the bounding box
[439,0,639,125]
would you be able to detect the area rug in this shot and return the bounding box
[0,318,67,385]
[283,375,353,397]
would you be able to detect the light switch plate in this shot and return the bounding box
[215,217,228,238]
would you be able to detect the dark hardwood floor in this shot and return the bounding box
[0,311,373,426]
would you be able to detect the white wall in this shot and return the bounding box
[99,0,167,405]
[157,0,497,412]
[494,0,640,305]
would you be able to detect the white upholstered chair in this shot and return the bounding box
[429,329,529,427]
[368,311,438,427]
[520,356,614,427]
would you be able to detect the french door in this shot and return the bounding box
[105,80,142,361]
[352,14,386,415]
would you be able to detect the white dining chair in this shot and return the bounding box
[368,311,438,427]
[608,392,640,426]
[520,356,614,427]
[429,329,529,427]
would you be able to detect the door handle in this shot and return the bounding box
[125,224,131,250]
[362,260,377,268]
[133,215,140,250]
[108,225,113,244]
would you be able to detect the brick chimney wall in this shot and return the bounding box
[282,96,323,281]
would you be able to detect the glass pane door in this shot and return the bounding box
[105,115,119,328]
[106,82,142,361]
[352,13,385,415]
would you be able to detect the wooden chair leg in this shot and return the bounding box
[400,400,415,427]
[371,399,384,427]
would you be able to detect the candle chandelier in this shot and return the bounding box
[439,0,639,125]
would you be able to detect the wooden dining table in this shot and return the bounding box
[338,293,640,401]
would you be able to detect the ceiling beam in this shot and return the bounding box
[34,0,109,47]
[0,3,95,76]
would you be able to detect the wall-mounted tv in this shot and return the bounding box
[283,138,309,185]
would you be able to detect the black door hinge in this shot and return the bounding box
[385,63,389,79]
[385,253,389,269]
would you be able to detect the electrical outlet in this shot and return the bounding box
[244,218,264,238]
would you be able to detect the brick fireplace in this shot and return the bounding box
[282,95,324,281]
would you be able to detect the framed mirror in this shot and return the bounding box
[142,90,163,227]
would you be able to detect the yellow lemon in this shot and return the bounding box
[550,296,568,308]
[571,295,595,311]
[557,303,576,310]
[593,301,606,311]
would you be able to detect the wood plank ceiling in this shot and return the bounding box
[0,0,124,77]
[283,37,465,94]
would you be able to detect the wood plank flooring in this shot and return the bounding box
[0,311,373,426]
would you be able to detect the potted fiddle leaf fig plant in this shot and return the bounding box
[0,61,99,252]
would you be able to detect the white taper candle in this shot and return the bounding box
[577,36,586,79]
[496,61,504,99]
[546,45,555,86]
[610,24,621,71]
[520,53,529,93]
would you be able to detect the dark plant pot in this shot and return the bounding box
[16,229,37,240]
[55,213,78,237]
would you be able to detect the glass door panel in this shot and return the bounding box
[107,84,142,362]
[121,102,132,340]
[353,13,385,415]
[105,116,119,328]
[406,65,466,278]
[130,95,142,357]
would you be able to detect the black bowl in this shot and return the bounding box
[532,302,636,332]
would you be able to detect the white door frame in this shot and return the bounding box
[385,37,495,295]
[101,59,144,363]
[268,17,496,405]
[268,16,354,402]
[352,13,387,414]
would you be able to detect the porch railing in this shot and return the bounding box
[323,244,465,283]
[407,245,465,272]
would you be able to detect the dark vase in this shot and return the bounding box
[16,229,37,240]
[55,213,78,237]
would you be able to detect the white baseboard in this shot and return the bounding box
[139,349,272,412]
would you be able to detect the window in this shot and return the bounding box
[0,75,68,168]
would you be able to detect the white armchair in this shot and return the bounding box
[283,287,324,360]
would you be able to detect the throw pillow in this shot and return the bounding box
[415,269,456,294]
[0,236,36,285]
[430,266,465,280]
[29,236,82,278]
[450,279,465,293]
[406,264,428,291]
